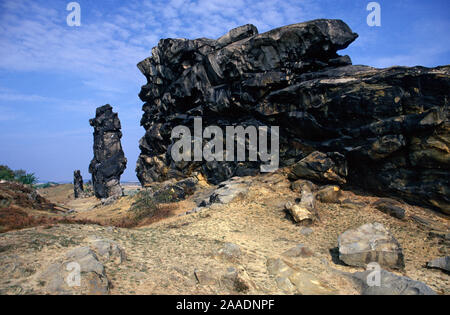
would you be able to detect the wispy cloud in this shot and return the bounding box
[0,0,319,81]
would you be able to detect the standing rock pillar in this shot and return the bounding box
[89,104,127,200]
[73,170,84,199]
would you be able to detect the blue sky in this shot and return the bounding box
[0,0,449,182]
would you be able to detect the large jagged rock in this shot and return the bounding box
[73,170,84,199]
[136,19,450,213]
[89,105,127,199]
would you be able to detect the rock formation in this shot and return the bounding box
[136,19,450,213]
[73,170,84,199]
[89,105,127,199]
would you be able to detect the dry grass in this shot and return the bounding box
[110,202,180,228]
[0,206,100,233]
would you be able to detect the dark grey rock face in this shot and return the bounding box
[136,19,450,213]
[73,170,84,199]
[289,151,347,184]
[89,105,127,199]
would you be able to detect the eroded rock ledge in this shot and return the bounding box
[136,19,450,213]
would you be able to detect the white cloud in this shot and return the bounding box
[0,0,319,74]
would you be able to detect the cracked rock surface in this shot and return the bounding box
[135,19,450,214]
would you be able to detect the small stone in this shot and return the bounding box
[275,277,296,293]
[426,256,450,272]
[300,227,314,236]
[217,243,242,262]
[285,203,313,225]
[283,244,314,258]
[101,196,119,206]
[90,239,126,264]
[194,269,217,285]
[282,244,314,258]
[290,179,317,193]
[316,185,343,203]
[299,188,315,210]
[221,267,253,293]
[266,258,295,278]
[372,198,406,220]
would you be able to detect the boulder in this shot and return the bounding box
[201,177,249,206]
[266,258,335,294]
[350,269,436,295]
[338,223,404,269]
[39,246,110,295]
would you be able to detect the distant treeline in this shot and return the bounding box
[0,165,37,185]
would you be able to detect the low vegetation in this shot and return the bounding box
[0,165,37,185]
[35,182,59,189]
[111,188,178,228]
[0,207,100,233]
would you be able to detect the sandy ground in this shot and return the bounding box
[0,173,448,295]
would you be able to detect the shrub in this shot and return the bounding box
[116,188,179,228]
[153,186,184,203]
[36,182,58,189]
[130,189,159,222]
[16,172,37,185]
[0,165,37,185]
[0,165,14,181]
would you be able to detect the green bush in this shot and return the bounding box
[0,165,37,185]
[35,182,58,189]
[0,165,14,181]
[16,172,37,185]
[130,189,159,222]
